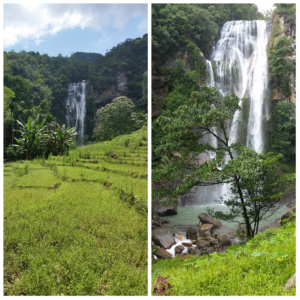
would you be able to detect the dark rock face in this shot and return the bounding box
[157,205,178,216]
[198,213,223,229]
[152,228,176,249]
[281,207,296,225]
[186,226,198,240]
[175,245,185,254]
[159,218,170,225]
[156,247,173,259]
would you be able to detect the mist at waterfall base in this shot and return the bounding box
[65,81,87,146]
[167,21,286,233]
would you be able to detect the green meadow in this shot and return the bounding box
[4,127,148,296]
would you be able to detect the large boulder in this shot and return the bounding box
[198,213,223,229]
[196,239,211,250]
[199,223,214,237]
[281,207,296,225]
[217,233,232,248]
[186,226,198,240]
[157,205,178,216]
[152,228,176,249]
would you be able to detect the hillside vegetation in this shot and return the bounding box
[4,128,148,296]
[152,220,296,296]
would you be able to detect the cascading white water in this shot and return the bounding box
[193,20,271,205]
[65,81,87,146]
[209,20,271,152]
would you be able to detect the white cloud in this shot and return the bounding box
[3,4,147,48]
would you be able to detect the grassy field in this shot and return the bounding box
[152,221,296,296]
[3,127,148,296]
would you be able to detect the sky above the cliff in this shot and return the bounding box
[3,3,148,57]
[256,3,275,13]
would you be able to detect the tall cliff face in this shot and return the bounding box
[152,45,206,118]
[269,13,296,104]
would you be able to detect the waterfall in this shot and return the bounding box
[209,20,271,152]
[193,20,271,205]
[65,81,87,146]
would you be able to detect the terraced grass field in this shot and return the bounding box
[3,127,148,296]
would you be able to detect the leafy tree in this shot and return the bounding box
[270,36,295,95]
[42,122,77,156]
[271,101,296,161]
[94,96,143,141]
[14,116,47,160]
[207,149,295,236]
[153,86,295,237]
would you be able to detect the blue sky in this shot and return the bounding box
[3,3,148,57]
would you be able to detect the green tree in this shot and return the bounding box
[94,96,143,141]
[271,101,296,161]
[270,36,295,95]
[207,149,295,236]
[153,86,295,237]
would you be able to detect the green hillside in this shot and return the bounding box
[4,128,148,296]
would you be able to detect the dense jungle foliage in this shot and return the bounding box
[3,34,147,160]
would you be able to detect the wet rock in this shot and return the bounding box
[198,213,223,229]
[199,223,214,237]
[208,238,218,247]
[187,247,194,253]
[157,205,178,216]
[159,218,170,225]
[186,226,198,240]
[182,242,192,247]
[218,233,232,248]
[156,247,173,259]
[191,240,197,244]
[174,234,185,241]
[281,207,296,225]
[175,245,185,254]
[152,228,176,249]
[196,239,211,250]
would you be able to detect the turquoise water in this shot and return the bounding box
[161,204,287,235]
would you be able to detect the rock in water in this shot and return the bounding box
[157,205,178,216]
[198,213,223,229]
[152,228,176,249]
[175,245,185,254]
